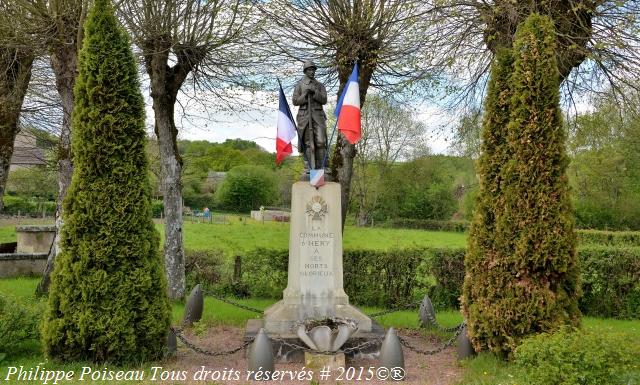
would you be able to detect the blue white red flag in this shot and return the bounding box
[276,83,297,165]
[335,63,361,144]
[310,169,325,188]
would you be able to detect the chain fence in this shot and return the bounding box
[171,289,468,357]
[171,325,255,357]
[398,322,466,356]
[202,288,264,314]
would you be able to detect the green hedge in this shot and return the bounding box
[386,218,469,232]
[580,246,640,318]
[185,247,469,309]
[151,199,164,218]
[577,229,640,247]
[185,245,640,318]
[2,196,56,216]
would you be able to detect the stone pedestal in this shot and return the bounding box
[263,182,372,334]
[16,225,55,253]
[305,352,345,382]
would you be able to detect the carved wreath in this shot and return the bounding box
[306,196,328,220]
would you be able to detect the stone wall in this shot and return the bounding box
[0,253,47,278]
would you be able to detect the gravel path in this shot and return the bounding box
[163,326,463,385]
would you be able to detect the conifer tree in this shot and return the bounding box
[463,13,580,356]
[461,48,514,353]
[42,0,170,364]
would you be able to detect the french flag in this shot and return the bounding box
[335,63,361,144]
[276,83,297,165]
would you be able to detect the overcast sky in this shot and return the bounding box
[144,86,457,155]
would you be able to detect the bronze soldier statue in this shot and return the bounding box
[292,60,328,171]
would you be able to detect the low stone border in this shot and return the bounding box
[0,252,47,278]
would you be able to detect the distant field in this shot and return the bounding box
[166,219,468,254]
[0,216,467,253]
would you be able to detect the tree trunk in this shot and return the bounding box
[146,47,186,301]
[481,0,594,81]
[154,94,185,300]
[36,39,80,296]
[0,48,34,211]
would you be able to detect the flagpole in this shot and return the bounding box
[321,119,338,170]
[322,59,358,171]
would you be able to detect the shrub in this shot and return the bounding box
[343,248,425,307]
[151,199,164,218]
[234,247,455,308]
[579,246,640,318]
[2,196,37,215]
[577,229,640,247]
[427,248,465,309]
[515,327,640,385]
[185,249,228,293]
[0,296,43,355]
[179,244,639,319]
[240,248,288,299]
[42,0,170,364]
[215,165,278,212]
[387,219,469,232]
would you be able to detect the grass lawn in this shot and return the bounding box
[0,216,467,253]
[173,218,468,254]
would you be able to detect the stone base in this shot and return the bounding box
[245,319,385,363]
[305,352,345,382]
[263,299,373,335]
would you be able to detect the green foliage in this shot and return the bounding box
[427,248,466,309]
[579,246,640,318]
[463,47,516,355]
[6,167,57,200]
[151,199,164,217]
[0,295,43,355]
[205,247,462,308]
[215,165,278,212]
[1,196,55,216]
[42,0,170,364]
[441,246,640,319]
[577,229,640,247]
[371,156,465,221]
[238,248,289,298]
[464,14,580,356]
[387,218,469,232]
[568,94,640,230]
[184,249,228,294]
[514,327,640,385]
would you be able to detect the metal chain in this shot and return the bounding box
[270,337,310,352]
[342,337,385,354]
[422,312,464,333]
[171,326,254,356]
[398,322,466,356]
[367,301,421,318]
[197,288,462,335]
[202,289,264,314]
[367,300,464,333]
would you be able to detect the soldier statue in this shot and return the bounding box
[292,60,328,172]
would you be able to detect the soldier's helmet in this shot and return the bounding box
[303,60,317,71]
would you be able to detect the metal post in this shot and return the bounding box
[307,92,315,169]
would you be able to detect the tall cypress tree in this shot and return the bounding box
[42,0,170,364]
[462,48,515,354]
[463,13,580,356]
